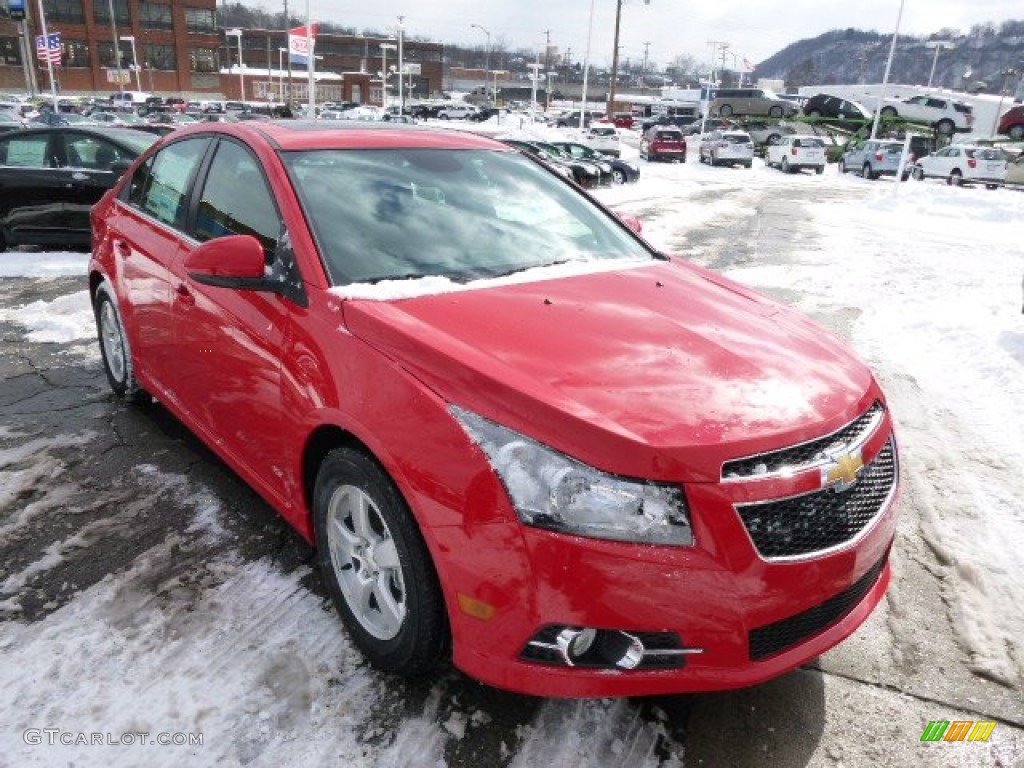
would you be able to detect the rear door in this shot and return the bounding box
[57,131,139,237]
[0,130,67,245]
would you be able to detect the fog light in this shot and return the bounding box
[599,631,645,669]
[555,627,597,666]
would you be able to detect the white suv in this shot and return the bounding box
[911,145,1006,188]
[699,130,754,168]
[765,135,826,174]
[578,125,621,157]
[878,95,973,135]
[436,104,478,120]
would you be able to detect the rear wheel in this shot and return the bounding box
[94,281,142,401]
[815,166,824,175]
[313,447,448,676]
[949,169,963,186]
[880,106,898,119]
[768,106,783,118]
[863,162,877,180]
[612,168,626,184]
[718,104,733,117]
[936,119,954,136]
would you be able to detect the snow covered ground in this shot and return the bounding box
[0,138,1022,767]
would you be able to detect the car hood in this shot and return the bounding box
[342,260,878,481]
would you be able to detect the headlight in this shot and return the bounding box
[452,406,694,546]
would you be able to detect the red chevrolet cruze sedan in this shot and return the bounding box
[89,121,899,697]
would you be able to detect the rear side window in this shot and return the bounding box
[0,134,51,167]
[953,103,972,114]
[797,138,825,148]
[129,137,210,230]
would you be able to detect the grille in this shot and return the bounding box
[749,552,888,660]
[723,402,885,480]
[736,439,896,559]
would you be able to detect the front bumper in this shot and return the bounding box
[431,419,900,698]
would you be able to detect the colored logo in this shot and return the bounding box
[920,720,996,742]
[821,448,864,492]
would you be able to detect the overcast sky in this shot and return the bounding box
[291,0,1021,70]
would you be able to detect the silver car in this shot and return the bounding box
[698,130,754,168]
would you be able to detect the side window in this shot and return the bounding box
[61,135,132,170]
[194,140,282,254]
[0,134,52,168]
[134,138,210,230]
[128,156,154,206]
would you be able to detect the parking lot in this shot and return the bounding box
[1,146,1022,767]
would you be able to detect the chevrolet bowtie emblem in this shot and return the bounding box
[822,449,864,493]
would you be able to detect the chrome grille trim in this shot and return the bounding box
[722,402,885,482]
[734,438,899,562]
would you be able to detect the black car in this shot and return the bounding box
[499,139,601,188]
[550,141,640,184]
[531,140,613,186]
[639,114,698,133]
[801,94,872,132]
[0,126,157,251]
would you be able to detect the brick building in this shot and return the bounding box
[0,0,444,103]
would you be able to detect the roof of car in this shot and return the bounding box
[170,119,507,152]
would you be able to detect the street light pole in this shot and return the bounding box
[609,0,650,114]
[925,40,954,89]
[227,28,245,101]
[397,17,405,113]
[471,24,490,103]
[870,0,905,139]
[278,47,286,102]
[106,0,124,95]
[120,35,142,91]
[380,42,396,107]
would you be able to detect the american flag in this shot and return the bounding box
[36,33,62,65]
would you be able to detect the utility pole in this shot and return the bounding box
[284,0,291,104]
[543,29,551,72]
[641,41,650,93]
[706,40,728,85]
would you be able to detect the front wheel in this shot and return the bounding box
[314,447,448,676]
[880,106,897,119]
[936,119,954,136]
[94,281,142,401]
[768,106,783,118]
[863,163,877,180]
[612,168,626,184]
[912,166,925,181]
[838,159,846,174]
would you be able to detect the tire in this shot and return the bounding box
[612,168,626,184]
[912,166,924,181]
[781,157,791,173]
[808,109,822,118]
[815,166,824,175]
[766,134,782,146]
[863,163,877,180]
[985,183,999,190]
[719,104,733,117]
[768,106,783,118]
[94,281,142,401]
[936,119,954,136]
[439,114,450,120]
[744,161,752,169]
[313,447,448,676]
[1009,124,1024,140]
[838,159,846,174]
[880,106,897,119]
[949,169,963,186]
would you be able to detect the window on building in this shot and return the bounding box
[96,40,132,69]
[190,47,217,73]
[140,2,173,31]
[42,0,84,24]
[0,37,22,66]
[64,40,89,68]
[184,7,216,33]
[94,0,130,26]
[145,44,175,70]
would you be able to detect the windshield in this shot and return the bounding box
[284,148,652,286]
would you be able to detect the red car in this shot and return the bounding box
[997,104,1024,140]
[89,121,899,698]
[640,125,688,162]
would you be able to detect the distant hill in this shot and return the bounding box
[753,21,1024,94]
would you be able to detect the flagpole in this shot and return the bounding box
[305,0,314,117]
[34,0,58,110]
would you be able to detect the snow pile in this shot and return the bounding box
[0,289,95,343]
[0,251,88,278]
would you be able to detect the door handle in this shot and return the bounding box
[115,240,131,258]
[175,283,195,307]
